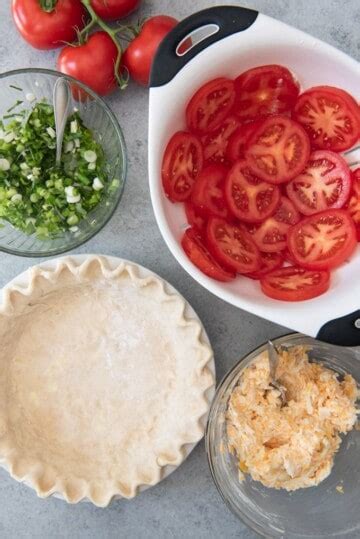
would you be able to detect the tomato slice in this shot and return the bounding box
[186,78,236,135]
[234,64,299,122]
[261,266,330,301]
[286,150,352,215]
[347,168,360,241]
[162,131,203,202]
[226,121,261,163]
[201,115,240,165]
[293,86,360,151]
[225,160,281,223]
[185,201,207,234]
[191,164,230,219]
[206,217,261,273]
[246,252,284,280]
[287,209,357,270]
[247,196,300,252]
[245,115,310,184]
[181,228,236,282]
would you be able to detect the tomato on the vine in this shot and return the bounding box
[57,31,120,96]
[123,16,178,87]
[12,0,87,50]
[91,0,141,20]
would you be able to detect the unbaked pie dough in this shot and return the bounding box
[0,257,214,506]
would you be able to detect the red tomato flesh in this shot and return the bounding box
[225,160,281,223]
[293,86,360,152]
[201,115,240,166]
[162,131,203,202]
[181,228,236,282]
[185,201,207,234]
[287,209,357,270]
[226,120,262,163]
[206,217,261,273]
[234,64,299,122]
[261,266,330,301]
[191,164,230,219]
[286,150,352,215]
[246,252,284,280]
[247,196,300,252]
[347,168,360,241]
[245,115,311,184]
[186,78,236,135]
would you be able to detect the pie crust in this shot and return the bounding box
[0,256,214,507]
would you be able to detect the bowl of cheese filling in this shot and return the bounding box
[206,334,359,539]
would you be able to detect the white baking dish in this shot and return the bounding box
[148,5,360,346]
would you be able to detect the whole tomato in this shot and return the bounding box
[57,32,119,96]
[123,15,178,87]
[11,0,87,50]
[90,0,141,20]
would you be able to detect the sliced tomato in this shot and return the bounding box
[246,252,284,280]
[347,168,360,241]
[261,266,330,301]
[191,164,230,219]
[186,78,236,135]
[201,115,240,166]
[226,121,261,163]
[206,217,261,273]
[286,150,352,215]
[234,64,299,122]
[247,196,300,252]
[225,160,281,223]
[287,209,357,270]
[245,115,310,184]
[185,201,207,234]
[293,86,360,151]
[162,131,203,202]
[181,228,236,282]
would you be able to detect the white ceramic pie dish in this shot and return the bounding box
[0,254,215,505]
[148,5,360,347]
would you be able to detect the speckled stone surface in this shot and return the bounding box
[0,1,359,537]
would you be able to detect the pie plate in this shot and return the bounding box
[0,254,215,506]
[148,5,360,347]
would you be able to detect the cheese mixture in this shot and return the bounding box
[226,346,359,491]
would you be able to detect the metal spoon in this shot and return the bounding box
[53,77,71,167]
[267,340,287,405]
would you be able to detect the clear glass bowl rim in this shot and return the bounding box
[0,67,127,257]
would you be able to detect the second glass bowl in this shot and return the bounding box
[0,69,126,257]
[206,334,360,538]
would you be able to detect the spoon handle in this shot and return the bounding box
[53,78,71,167]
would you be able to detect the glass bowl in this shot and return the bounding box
[206,334,360,538]
[0,68,126,257]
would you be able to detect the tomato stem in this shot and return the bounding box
[80,0,127,90]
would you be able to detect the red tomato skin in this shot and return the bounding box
[185,202,207,234]
[12,0,86,50]
[181,228,236,282]
[261,266,330,301]
[346,168,360,241]
[57,32,119,96]
[90,0,141,20]
[287,209,357,270]
[123,16,178,86]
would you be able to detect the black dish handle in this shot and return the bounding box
[150,6,259,88]
[317,310,360,347]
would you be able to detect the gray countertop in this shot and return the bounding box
[0,1,358,537]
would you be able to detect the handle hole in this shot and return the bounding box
[176,24,220,57]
